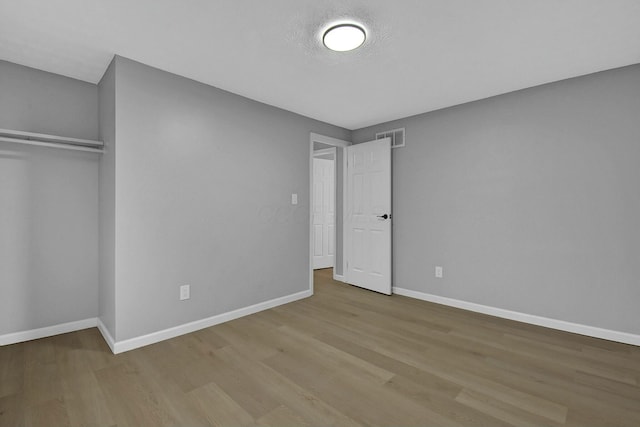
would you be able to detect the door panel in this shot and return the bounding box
[313,225,323,256]
[370,229,385,276]
[352,228,365,272]
[328,224,335,256]
[353,174,365,215]
[345,138,391,294]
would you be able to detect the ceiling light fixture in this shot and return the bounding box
[323,23,366,52]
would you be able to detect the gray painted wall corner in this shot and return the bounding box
[352,64,640,335]
[110,56,350,341]
[98,57,117,339]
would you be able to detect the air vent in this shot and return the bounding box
[376,127,405,148]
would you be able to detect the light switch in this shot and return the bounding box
[291,193,298,205]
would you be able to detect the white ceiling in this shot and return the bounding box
[1,0,639,130]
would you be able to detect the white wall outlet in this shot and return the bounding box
[179,284,190,300]
[435,266,443,278]
[291,193,298,205]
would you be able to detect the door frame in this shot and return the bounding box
[313,147,336,158]
[309,133,349,294]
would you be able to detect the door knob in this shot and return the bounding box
[377,214,390,220]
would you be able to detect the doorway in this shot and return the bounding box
[308,133,348,293]
[312,147,336,270]
[309,134,392,295]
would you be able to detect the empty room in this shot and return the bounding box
[1,1,640,426]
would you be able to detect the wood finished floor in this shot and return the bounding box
[2,268,640,426]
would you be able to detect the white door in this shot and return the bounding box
[345,138,392,294]
[312,156,335,269]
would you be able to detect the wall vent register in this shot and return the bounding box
[376,127,405,148]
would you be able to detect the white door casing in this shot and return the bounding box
[345,138,392,294]
[312,156,335,269]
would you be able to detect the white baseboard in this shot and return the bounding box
[96,318,116,353]
[0,317,97,346]
[109,289,313,354]
[333,274,346,282]
[392,287,640,347]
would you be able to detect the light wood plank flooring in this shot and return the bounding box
[2,268,639,426]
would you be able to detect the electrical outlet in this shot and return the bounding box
[435,266,443,278]
[291,193,298,205]
[180,284,190,300]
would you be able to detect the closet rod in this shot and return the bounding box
[0,136,104,153]
[0,128,104,153]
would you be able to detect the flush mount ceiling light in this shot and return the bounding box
[323,23,366,52]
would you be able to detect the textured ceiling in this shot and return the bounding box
[1,0,639,129]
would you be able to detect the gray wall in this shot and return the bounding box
[0,60,98,140]
[0,61,99,335]
[98,59,117,338]
[112,57,350,341]
[352,64,640,335]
